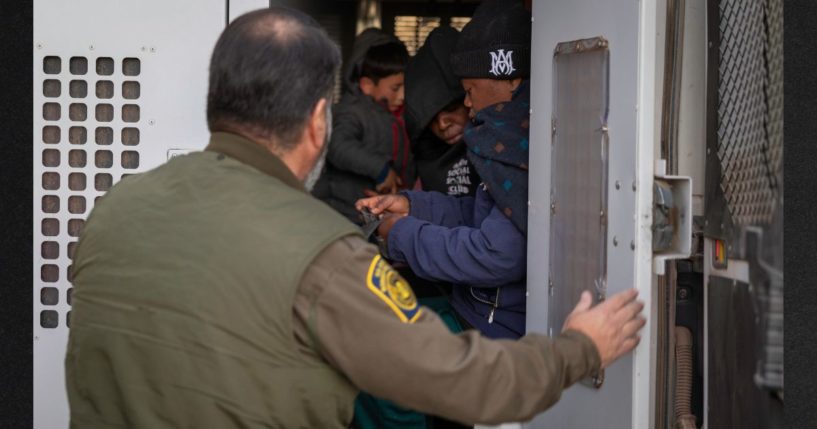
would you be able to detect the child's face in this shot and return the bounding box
[363,73,405,112]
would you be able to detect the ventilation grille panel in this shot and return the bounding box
[393,16,473,56]
[35,55,143,330]
[716,0,782,226]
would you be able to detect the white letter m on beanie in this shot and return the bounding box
[489,49,516,76]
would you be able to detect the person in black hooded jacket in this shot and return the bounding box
[405,26,480,198]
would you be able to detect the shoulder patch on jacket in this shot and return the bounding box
[366,255,422,323]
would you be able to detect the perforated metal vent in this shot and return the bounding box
[35,55,142,329]
[394,16,441,56]
[764,0,783,194]
[759,0,783,392]
[393,16,472,56]
[716,0,782,227]
[449,17,471,32]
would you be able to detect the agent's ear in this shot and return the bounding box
[307,98,329,151]
[359,76,376,96]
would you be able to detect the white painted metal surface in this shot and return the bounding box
[33,1,226,427]
[632,3,662,427]
[230,0,269,22]
[526,0,662,427]
[676,0,707,216]
[476,424,521,429]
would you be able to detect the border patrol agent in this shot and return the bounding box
[65,7,645,429]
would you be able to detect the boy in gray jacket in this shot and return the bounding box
[313,28,414,223]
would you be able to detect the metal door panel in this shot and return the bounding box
[527,0,661,427]
[33,2,226,427]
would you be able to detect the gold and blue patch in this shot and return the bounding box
[366,255,422,323]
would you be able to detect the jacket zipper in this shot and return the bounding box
[470,287,501,324]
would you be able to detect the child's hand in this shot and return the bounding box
[376,212,406,240]
[375,168,402,194]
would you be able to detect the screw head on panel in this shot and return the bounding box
[89,45,95,51]
[615,181,621,190]
[613,236,618,247]
[632,181,637,191]
[36,43,43,49]
[148,119,156,126]
[630,241,636,250]
[150,47,157,53]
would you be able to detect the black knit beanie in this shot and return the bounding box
[451,0,531,79]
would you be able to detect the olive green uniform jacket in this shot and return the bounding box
[65,132,600,428]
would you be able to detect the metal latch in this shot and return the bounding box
[652,159,692,275]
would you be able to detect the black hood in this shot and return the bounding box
[343,28,402,96]
[404,26,464,140]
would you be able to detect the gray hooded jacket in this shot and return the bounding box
[312,28,414,223]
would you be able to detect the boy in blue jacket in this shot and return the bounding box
[356,0,531,340]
